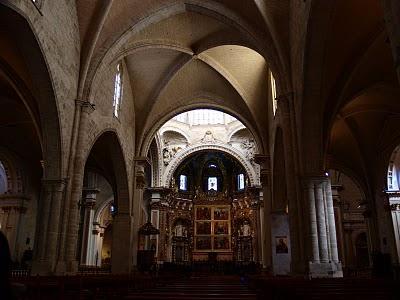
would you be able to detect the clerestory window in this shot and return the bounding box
[113,62,123,118]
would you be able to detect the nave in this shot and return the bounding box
[8,271,399,300]
[2,1,400,299]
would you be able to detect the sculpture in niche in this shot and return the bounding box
[238,220,251,237]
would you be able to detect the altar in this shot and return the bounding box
[149,187,261,264]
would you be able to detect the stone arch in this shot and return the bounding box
[148,138,161,187]
[140,101,263,158]
[159,127,190,144]
[162,143,259,187]
[0,4,63,180]
[85,130,130,213]
[94,196,114,226]
[227,126,248,142]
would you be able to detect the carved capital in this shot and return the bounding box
[41,178,68,193]
[75,99,95,114]
[134,157,150,189]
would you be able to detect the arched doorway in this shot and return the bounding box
[77,131,131,273]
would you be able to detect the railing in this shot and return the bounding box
[78,264,111,275]
[11,269,30,277]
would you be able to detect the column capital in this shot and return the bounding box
[134,157,150,189]
[41,178,68,192]
[75,99,95,114]
[302,174,329,184]
[254,154,270,186]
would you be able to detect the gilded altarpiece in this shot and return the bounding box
[154,189,260,263]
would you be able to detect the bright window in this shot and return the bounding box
[270,72,277,116]
[388,162,399,191]
[113,62,123,118]
[238,173,245,190]
[179,175,188,191]
[208,177,217,191]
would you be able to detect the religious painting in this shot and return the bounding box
[214,207,229,220]
[196,222,211,235]
[214,221,229,235]
[196,237,212,250]
[213,236,230,250]
[196,206,211,220]
[275,236,288,254]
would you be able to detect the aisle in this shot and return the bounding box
[124,275,257,300]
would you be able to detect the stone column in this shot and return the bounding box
[277,93,305,274]
[91,225,104,266]
[32,179,66,274]
[62,100,95,273]
[254,154,272,271]
[80,187,98,265]
[331,185,345,265]
[304,176,342,277]
[130,157,150,267]
[315,182,329,262]
[111,212,133,273]
[388,194,400,262]
[324,180,339,263]
[343,227,354,268]
[303,179,320,263]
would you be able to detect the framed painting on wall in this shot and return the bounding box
[214,221,229,235]
[195,237,212,250]
[196,206,211,220]
[213,236,230,250]
[214,207,229,220]
[196,221,211,235]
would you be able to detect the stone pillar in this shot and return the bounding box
[324,180,339,263]
[130,157,150,267]
[63,100,95,273]
[92,225,104,266]
[315,182,329,262]
[254,201,262,263]
[331,185,345,265]
[32,179,66,274]
[388,193,400,262]
[303,180,320,263]
[344,227,355,268]
[80,179,98,265]
[303,176,343,277]
[277,93,305,274]
[111,212,133,273]
[254,154,272,271]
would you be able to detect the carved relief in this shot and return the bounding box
[200,130,217,144]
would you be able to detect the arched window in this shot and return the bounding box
[388,162,399,191]
[0,161,8,194]
[113,62,123,118]
[179,174,188,191]
[270,71,277,116]
[237,173,245,190]
[208,177,218,191]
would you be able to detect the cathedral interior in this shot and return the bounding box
[1,0,400,299]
